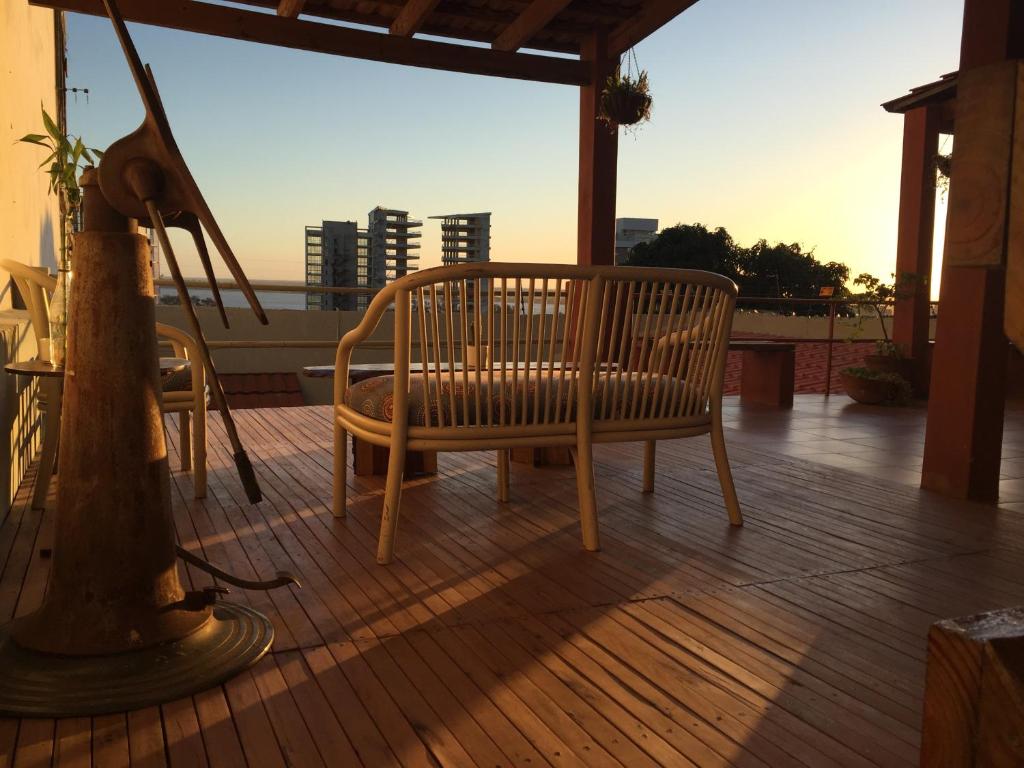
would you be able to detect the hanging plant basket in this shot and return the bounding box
[598,52,652,130]
[601,76,651,126]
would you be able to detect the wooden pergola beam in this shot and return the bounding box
[492,0,573,52]
[389,0,442,36]
[276,0,305,18]
[31,0,588,86]
[608,0,699,55]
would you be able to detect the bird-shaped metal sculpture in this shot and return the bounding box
[97,0,267,501]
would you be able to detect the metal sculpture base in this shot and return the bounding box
[0,602,272,718]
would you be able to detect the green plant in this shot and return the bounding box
[873,339,903,358]
[935,152,952,195]
[851,271,921,344]
[18,106,103,271]
[841,366,913,405]
[598,60,652,131]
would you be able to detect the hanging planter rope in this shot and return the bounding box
[598,48,653,130]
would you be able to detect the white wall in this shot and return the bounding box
[0,4,60,511]
[0,4,61,293]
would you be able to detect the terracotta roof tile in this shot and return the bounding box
[213,373,306,410]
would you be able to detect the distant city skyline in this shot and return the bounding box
[64,1,961,289]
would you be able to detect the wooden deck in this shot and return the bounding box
[3,401,1024,767]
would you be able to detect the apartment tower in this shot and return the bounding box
[429,212,491,265]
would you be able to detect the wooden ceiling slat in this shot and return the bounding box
[390,0,443,36]
[32,0,589,84]
[491,0,574,51]
[277,0,306,17]
[608,0,698,55]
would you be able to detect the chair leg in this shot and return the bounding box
[193,403,207,499]
[377,440,406,564]
[710,416,743,526]
[496,449,510,503]
[32,394,60,511]
[642,440,656,493]
[179,411,193,471]
[333,422,347,518]
[570,443,600,551]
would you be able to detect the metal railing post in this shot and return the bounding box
[825,302,836,396]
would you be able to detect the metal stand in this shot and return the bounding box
[0,180,276,719]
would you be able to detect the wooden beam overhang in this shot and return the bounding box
[492,0,574,52]
[607,0,699,55]
[276,0,305,18]
[32,0,589,85]
[389,0,442,36]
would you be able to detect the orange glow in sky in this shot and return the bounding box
[66,1,964,293]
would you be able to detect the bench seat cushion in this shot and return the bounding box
[345,372,685,427]
[162,365,193,392]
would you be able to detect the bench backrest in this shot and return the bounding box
[340,263,737,429]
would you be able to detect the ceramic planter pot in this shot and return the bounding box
[840,370,896,405]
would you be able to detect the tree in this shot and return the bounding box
[736,240,849,300]
[624,223,850,311]
[625,223,741,282]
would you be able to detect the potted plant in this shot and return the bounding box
[851,272,918,383]
[19,106,102,366]
[839,366,912,406]
[598,52,652,131]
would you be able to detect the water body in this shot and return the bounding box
[157,285,309,311]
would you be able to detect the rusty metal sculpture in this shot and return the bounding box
[0,0,296,717]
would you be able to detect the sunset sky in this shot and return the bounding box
[65,0,962,289]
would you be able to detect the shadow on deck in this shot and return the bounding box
[2,398,1023,766]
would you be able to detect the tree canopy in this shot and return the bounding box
[624,223,850,301]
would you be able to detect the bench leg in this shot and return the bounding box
[377,439,406,564]
[740,349,795,408]
[642,440,655,493]
[333,421,347,518]
[496,449,510,503]
[32,381,61,511]
[179,411,192,471]
[570,443,600,551]
[710,404,743,526]
[193,400,207,500]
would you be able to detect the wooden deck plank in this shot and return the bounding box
[53,718,92,768]
[3,403,1024,767]
[125,707,165,768]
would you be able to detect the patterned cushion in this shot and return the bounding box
[345,372,685,426]
[162,365,193,393]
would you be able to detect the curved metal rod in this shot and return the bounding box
[145,199,263,503]
[176,546,300,591]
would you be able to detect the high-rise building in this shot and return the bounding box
[305,208,420,310]
[615,218,659,264]
[429,212,491,265]
[305,220,363,311]
[367,207,421,287]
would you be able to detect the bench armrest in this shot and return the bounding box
[333,284,400,406]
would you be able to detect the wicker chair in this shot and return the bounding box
[0,259,208,505]
[333,263,742,564]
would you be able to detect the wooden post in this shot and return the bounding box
[920,607,1024,766]
[577,30,618,267]
[920,0,1024,502]
[892,105,940,395]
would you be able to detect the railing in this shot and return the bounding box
[153,279,937,396]
[734,295,938,394]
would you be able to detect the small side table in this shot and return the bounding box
[303,363,438,477]
[6,357,193,510]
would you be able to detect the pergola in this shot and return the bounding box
[31,0,698,270]
[883,0,1024,504]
